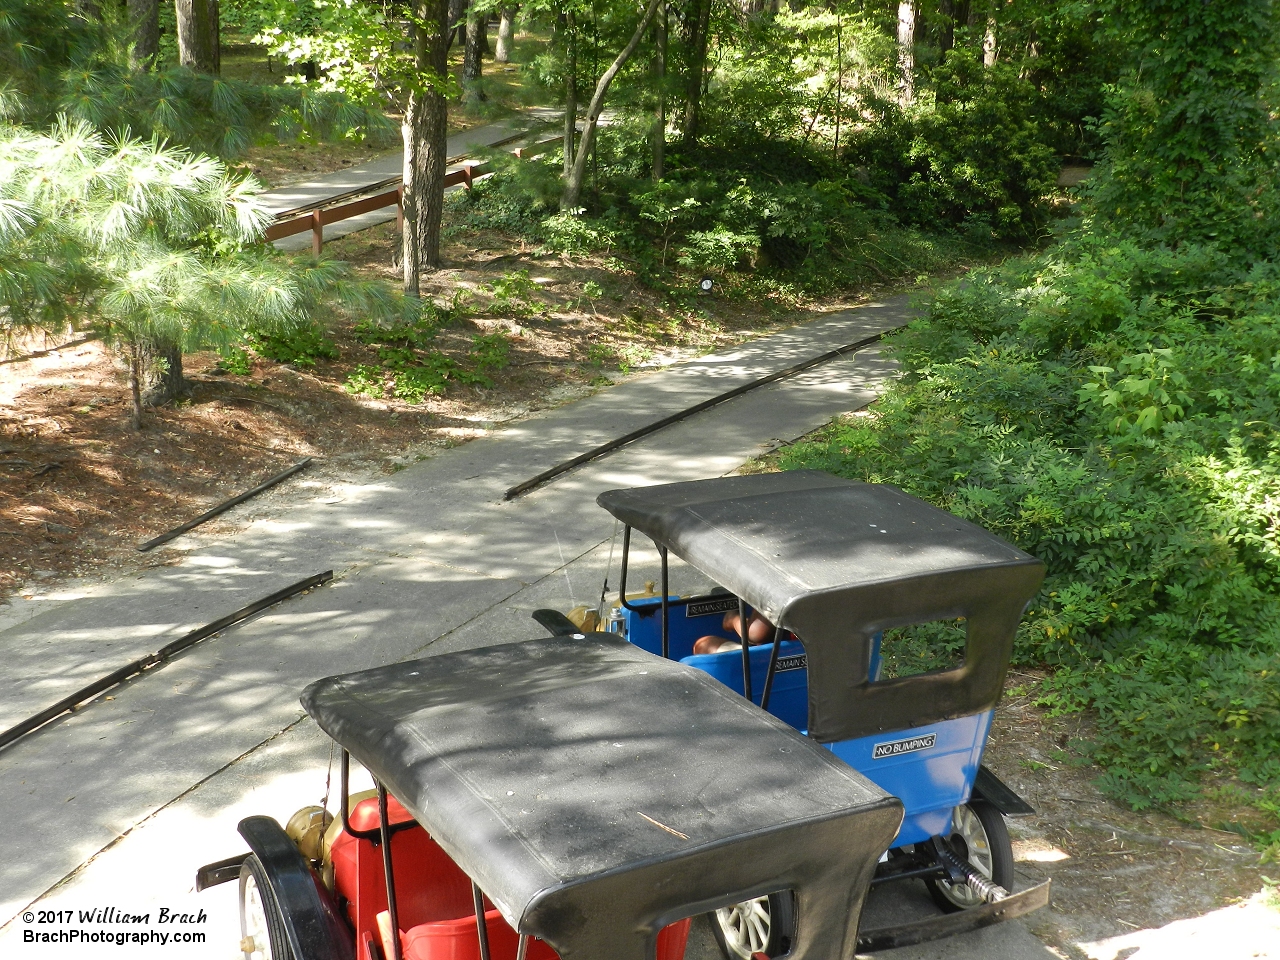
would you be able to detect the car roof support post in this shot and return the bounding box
[377,782,405,960]
[472,882,493,960]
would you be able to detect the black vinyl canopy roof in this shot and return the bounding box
[302,634,903,960]
[597,471,1046,742]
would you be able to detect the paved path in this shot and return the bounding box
[260,108,562,252]
[0,293,1057,959]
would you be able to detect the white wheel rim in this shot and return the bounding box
[715,896,772,959]
[240,873,274,960]
[938,804,994,909]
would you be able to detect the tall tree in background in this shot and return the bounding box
[462,1,487,102]
[404,0,455,291]
[128,0,160,64]
[559,11,578,178]
[562,0,663,208]
[681,0,712,143]
[404,0,452,290]
[895,0,914,105]
[176,0,219,73]
[651,0,666,180]
[495,6,516,61]
[982,1,997,66]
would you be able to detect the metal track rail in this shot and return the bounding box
[0,570,333,752]
[504,331,888,500]
[138,457,313,552]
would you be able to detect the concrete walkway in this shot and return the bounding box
[260,108,562,252]
[0,292,1058,959]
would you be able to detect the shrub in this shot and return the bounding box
[248,321,339,367]
[780,238,1280,822]
[844,49,1059,241]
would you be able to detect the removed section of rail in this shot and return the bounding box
[265,135,562,255]
[137,457,313,552]
[0,570,334,752]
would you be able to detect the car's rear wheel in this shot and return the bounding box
[924,800,1014,912]
[239,854,295,960]
[709,891,795,959]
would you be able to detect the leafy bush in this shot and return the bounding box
[216,345,254,375]
[844,49,1059,241]
[488,270,539,315]
[248,322,339,367]
[780,237,1280,822]
[346,311,497,400]
[470,331,511,373]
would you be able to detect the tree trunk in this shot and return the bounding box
[403,0,451,294]
[896,0,915,107]
[128,0,160,66]
[982,13,997,66]
[495,7,515,62]
[681,0,713,144]
[463,9,486,102]
[141,339,188,407]
[651,1,667,181]
[562,0,663,211]
[938,0,955,58]
[74,0,102,20]
[447,0,466,50]
[129,348,143,430]
[175,0,220,74]
[562,12,577,179]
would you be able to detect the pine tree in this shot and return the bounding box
[0,120,406,428]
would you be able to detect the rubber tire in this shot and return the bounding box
[709,891,796,959]
[239,854,296,960]
[924,800,1015,913]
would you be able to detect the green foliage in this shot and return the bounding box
[344,363,385,399]
[217,345,254,375]
[458,135,976,294]
[247,0,458,110]
[489,269,539,315]
[844,50,1059,241]
[470,331,511,372]
[779,237,1280,822]
[346,312,497,401]
[0,118,412,422]
[0,0,392,157]
[1087,0,1280,255]
[247,321,339,367]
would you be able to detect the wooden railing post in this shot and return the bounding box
[312,208,324,256]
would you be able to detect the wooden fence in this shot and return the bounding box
[263,136,561,255]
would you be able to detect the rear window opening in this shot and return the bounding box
[873,619,966,680]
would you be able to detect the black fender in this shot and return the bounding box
[972,765,1036,816]
[531,609,583,636]
[237,815,354,960]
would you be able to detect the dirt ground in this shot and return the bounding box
[980,673,1272,957]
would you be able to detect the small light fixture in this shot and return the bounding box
[699,277,714,293]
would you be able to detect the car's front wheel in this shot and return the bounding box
[709,891,795,959]
[238,854,295,960]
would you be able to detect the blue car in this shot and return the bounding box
[541,470,1051,959]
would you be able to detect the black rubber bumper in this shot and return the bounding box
[856,879,1051,953]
